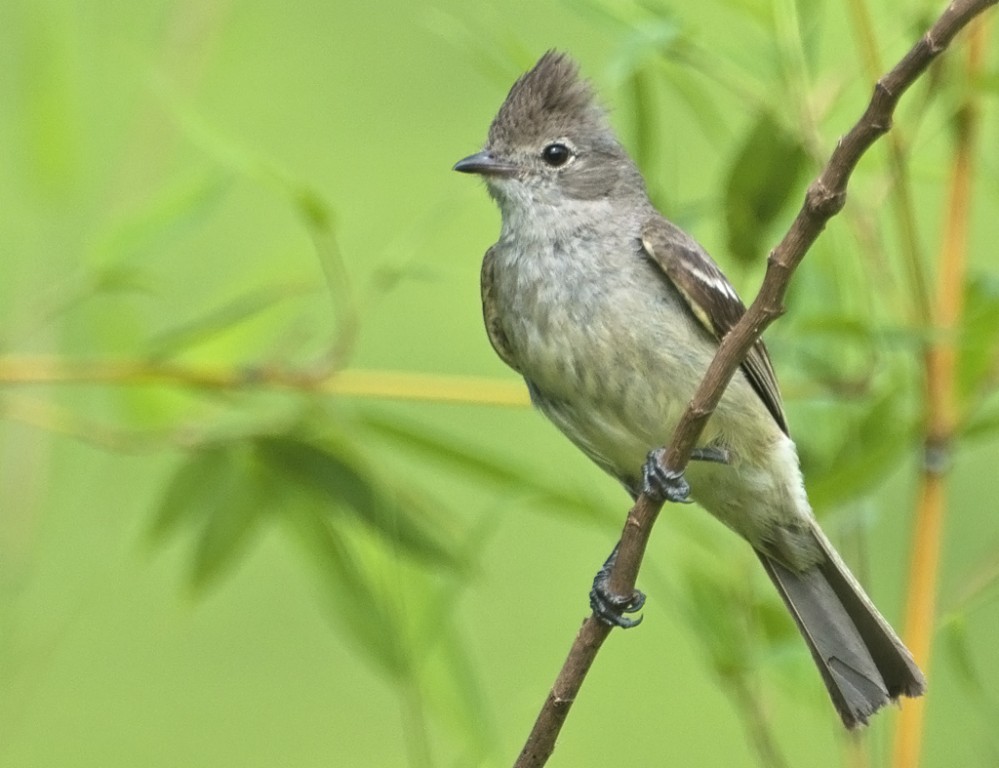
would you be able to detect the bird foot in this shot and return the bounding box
[589,544,646,628]
[642,448,692,503]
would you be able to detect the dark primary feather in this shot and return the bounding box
[640,216,788,434]
[759,544,926,728]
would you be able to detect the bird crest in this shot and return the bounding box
[488,51,606,148]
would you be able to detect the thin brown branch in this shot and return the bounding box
[893,14,992,768]
[513,2,997,765]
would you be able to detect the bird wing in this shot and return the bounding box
[640,216,788,434]
[480,245,522,373]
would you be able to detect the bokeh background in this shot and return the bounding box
[2,1,998,766]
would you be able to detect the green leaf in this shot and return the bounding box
[962,403,999,440]
[92,264,157,297]
[977,69,999,93]
[146,282,315,361]
[283,503,410,679]
[711,0,771,25]
[356,410,614,526]
[656,59,730,146]
[94,168,231,266]
[190,447,271,590]
[806,386,915,509]
[957,273,999,404]
[678,559,755,678]
[420,613,497,759]
[724,110,808,267]
[939,613,986,697]
[19,6,80,194]
[151,446,236,541]
[151,443,271,591]
[254,435,463,569]
[625,66,660,185]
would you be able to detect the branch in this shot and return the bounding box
[513,2,998,765]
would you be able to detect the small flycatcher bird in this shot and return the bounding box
[453,50,925,728]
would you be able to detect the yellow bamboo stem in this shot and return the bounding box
[892,17,990,768]
[0,356,530,407]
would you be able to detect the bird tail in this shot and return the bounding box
[757,526,926,729]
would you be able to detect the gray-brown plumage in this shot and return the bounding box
[455,50,924,728]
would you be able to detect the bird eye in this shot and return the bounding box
[541,143,572,167]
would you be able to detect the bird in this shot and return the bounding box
[453,50,925,728]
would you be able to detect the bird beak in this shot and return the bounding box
[453,150,517,177]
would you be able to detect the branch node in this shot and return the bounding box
[924,28,946,55]
[806,179,847,217]
[873,78,896,104]
[923,437,952,476]
[684,403,713,422]
[756,300,787,323]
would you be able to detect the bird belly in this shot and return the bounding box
[491,242,819,568]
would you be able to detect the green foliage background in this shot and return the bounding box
[2,1,998,766]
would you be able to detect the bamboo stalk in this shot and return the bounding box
[892,17,991,768]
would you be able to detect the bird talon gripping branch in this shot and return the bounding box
[589,545,646,628]
[641,449,692,503]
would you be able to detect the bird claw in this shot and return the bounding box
[642,448,692,503]
[589,545,646,629]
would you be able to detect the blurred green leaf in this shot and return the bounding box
[283,501,410,679]
[190,449,271,590]
[792,0,824,72]
[624,66,659,186]
[92,264,157,296]
[94,168,232,266]
[254,434,464,569]
[806,386,915,509]
[290,185,357,353]
[791,313,881,394]
[152,443,271,591]
[356,410,614,526]
[602,8,733,148]
[612,15,684,71]
[679,564,753,679]
[948,546,999,616]
[962,403,999,440]
[957,273,999,405]
[978,70,999,93]
[147,282,316,361]
[724,110,808,267]
[656,59,731,146]
[151,445,237,541]
[753,588,800,650]
[562,0,637,32]
[422,614,497,760]
[795,313,879,344]
[939,613,986,697]
[293,186,336,233]
[284,484,493,733]
[154,430,466,591]
[712,0,771,26]
[19,4,80,195]
[419,7,529,86]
